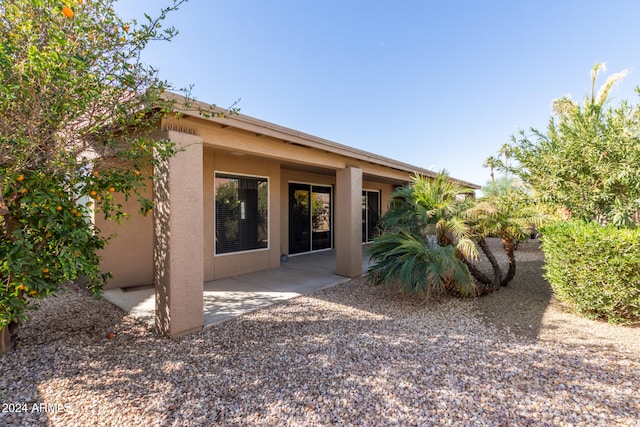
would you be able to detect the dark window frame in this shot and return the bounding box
[214,172,269,255]
[362,189,381,243]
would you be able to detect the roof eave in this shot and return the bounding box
[161,92,481,190]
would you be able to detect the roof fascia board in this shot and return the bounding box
[162,92,480,189]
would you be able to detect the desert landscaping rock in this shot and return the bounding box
[1,239,638,426]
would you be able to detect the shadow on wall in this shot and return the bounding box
[153,154,171,336]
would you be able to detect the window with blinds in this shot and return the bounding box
[215,173,268,255]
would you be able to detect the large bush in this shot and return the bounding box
[541,221,640,324]
[505,64,640,227]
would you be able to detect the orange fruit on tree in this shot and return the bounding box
[108,187,115,193]
[42,268,49,273]
[62,6,74,18]
[89,190,97,197]
[56,205,63,211]
[16,174,24,181]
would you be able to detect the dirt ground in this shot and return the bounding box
[471,238,640,355]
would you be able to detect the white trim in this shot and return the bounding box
[214,247,270,257]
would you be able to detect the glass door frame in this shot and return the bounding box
[288,182,334,255]
[362,189,381,243]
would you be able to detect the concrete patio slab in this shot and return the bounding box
[103,248,372,330]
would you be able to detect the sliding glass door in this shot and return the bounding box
[362,190,380,243]
[289,183,332,254]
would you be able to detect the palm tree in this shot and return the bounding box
[497,144,513,174]
[465,189,546,294]
[367,231,474,297]
[367,171,478,297]
[482,156,500,183]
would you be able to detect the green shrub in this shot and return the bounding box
[540,221,640,324]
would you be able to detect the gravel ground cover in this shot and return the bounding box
[1,239,638,426]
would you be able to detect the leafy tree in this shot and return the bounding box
[0,0,219,353]
[480,176,519,197]
[506,63,640,227]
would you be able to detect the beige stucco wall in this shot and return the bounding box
[363,180,395,214]
[203,147,281,281]
[154,131,204,337]
[278,172,396,255]
[168,115,418,183]
[98,166,154,289]
[98,117,414,288]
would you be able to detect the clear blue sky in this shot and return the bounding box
[115,0,640,188]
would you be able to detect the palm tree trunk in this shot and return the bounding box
[458,252,497,297]
[500,238,517,286]
[477,237,502,286]
[462,258,492,286]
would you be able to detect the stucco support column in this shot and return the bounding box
[335,166,363,277]
[154,131,204,337]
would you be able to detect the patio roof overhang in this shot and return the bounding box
[160,92,481,190]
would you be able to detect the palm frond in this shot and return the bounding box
[367,230,475,297]
[456,237,479,261]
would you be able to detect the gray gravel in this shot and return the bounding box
[1,239,639,426]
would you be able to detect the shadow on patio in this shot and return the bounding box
[103,248,374,329]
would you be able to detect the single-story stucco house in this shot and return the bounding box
[96,93,480,338]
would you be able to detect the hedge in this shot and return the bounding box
[540,221,640,324]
